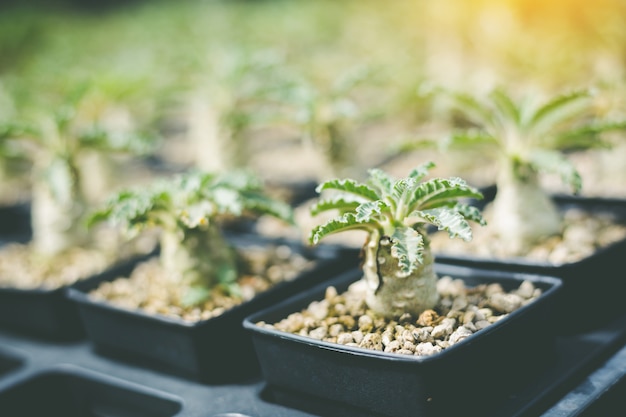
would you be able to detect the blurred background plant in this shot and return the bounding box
[0,0,624,207]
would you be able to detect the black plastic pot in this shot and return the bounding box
[243,265,563,417]
[67,235,357,383]
[435,186,626,334]
[0,252,149,341]
[0,364,182,417]
[0,202,31,245]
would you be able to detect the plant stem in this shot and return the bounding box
[362,231,439,318]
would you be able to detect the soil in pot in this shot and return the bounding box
[87,242,315,322]
[430,204,626,265]
[257,272,543,357]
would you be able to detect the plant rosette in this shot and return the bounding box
[67,170,355,382]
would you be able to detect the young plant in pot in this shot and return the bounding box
[244,163,563,417]
[400,87,626,332]
[67,169,355,382]
[0,82,158,339]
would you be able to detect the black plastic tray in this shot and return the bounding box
[0,307,625,416]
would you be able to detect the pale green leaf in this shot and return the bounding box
[414,207,474,241]
[315,178,380,201]
[409,177,483,211]
[355,200,388,222]
[310,197,361,216]
[528,90,592,137]
[390,227,424,275]
[309,213,377,245]
[529,149,582,193]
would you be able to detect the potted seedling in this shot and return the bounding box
[67,169,355,382]
[0,81,158,339]
[244,163,563,417]
[400,87,626,331]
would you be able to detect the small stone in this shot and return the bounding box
[413,327,433,343]
[489,293,523,313]
[359,333,383,351]
[382,330,394,346]
[449,326,473,345]
[309,326,327,340]
[431,318,456,339]
[415,342,442,356]
[515,280,536,299]
[329,323,343,337]
[417,309,439,326]
[337,333,354,345]
[475,320,491,330]
[324,286,338,301]
[351,330,364,344]
[358,315,374,331]
[384,340,403,353]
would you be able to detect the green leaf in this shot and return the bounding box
[528,90,592,137]
[310,197,362,216]
[414,207,475,241]
[181,286,211,307]
[407,161,436,182]
[240,192,295,224]
[315,178,380,201]
[390,227,424,275]
[309,213,377,245]
[355,200,388,222]
[451,203,487,226]
[409,177,483,211]
[447,90,496,127]
[489,88,520,126]
[367,168,395,197]
[550,120,626,151]
[529,149,582,193]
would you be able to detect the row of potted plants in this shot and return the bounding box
[1,79,625,416]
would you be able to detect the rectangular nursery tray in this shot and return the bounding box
[67,234,357,382]
[243,264,564,417]
[434,190,626,333]
[0,310,626,417]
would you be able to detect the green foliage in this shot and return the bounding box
[90,169,295,306]
[89,170,295,235]
[404,87,626,193]
[309,162,485,275]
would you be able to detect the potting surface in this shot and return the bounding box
[0,311,625,417]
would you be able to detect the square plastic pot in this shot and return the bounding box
[67,235,357,383]
[0,253,148,341]
[243,265,563,417]
[0,364,182,417]
[434,187,626,333]
[0,202,31,245]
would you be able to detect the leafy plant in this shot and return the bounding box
[282,65,380,179]
[3,79,158,257]
[400,87,626,255]
[185,47,294,172]
[89,169,295,306]
[308,162,485,318]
